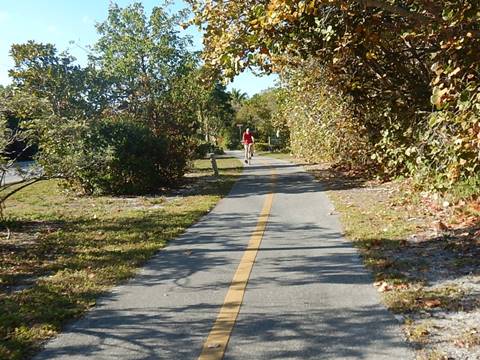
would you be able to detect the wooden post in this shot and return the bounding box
[210,153,219,176]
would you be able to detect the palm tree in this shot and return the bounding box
[230,88,248,110]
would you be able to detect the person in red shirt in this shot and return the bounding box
[242,128,255,164]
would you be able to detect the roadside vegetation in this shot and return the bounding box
[0,2,237,199]
[0,3,246,359]
[190,0,479,192]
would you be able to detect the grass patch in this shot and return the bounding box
[384,285,464,314]
[0,157,242,360]
[405,320,432,344]
[417,349,448,360]
[453,328,480,349]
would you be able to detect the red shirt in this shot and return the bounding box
[243,132,253,144]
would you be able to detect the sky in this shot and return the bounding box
[0,0,277,96]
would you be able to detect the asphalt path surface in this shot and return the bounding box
[35,151,412,359]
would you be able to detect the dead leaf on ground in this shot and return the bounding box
[423,299,441,308]
[374,281,394,292]
[432,220,449,232]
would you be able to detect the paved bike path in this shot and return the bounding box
[36,152,412,359]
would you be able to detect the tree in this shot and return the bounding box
[9,42,95,118]
[229,88,248,110]
[0,87,50,220]
[5,3,221,194]
[236,89,278,143]
[92,3,204,182]
[197,81,235,144]
[189,0,480,185]
[94,2,197,133]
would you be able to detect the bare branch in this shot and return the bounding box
[0,177,47,204]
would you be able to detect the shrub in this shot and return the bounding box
[194,142,213,159]
[254,142,271,152]
[276,64,371,167]
[212,146,225,155]
[221,127,241,150]
[37,116,187,195]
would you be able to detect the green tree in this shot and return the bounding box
[229,88,248,110]
[94,2,197,133]
[236,89,278,143]
[6,3,219,194]
[199,82,235,144]
[92,2,203,183]
[9,42,95,118]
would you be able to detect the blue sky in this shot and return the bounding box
[0,0,277,96]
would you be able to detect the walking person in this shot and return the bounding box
[242,128,254,164]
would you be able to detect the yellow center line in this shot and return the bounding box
[198,167,275,360]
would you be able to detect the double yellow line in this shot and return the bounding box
[198,170,275,360]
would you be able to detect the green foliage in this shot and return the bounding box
[254,142,270,152]
[229,88,247,111]
[94,3,197,130]
[235,88,285,146]
[194,141,213,159]
[275,62,370,166]
[196,81,235,145]
[190,0,480,191]
[36,117,176,195]
[9,42,104,119]
[6,3,234,195]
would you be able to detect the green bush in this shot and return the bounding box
[254,142,271,152]
[221,127,241,150]
[194,142,213,159]
[37,117,189,195]
[212,146,225,155]
[87,119,170,194]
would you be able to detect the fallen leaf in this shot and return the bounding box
[432,220,449,232]
[376,282,393,292]
[424,299,441,308]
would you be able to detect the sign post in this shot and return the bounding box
[236,124,243,142]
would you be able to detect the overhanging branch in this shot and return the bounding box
[347,0,439,24]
